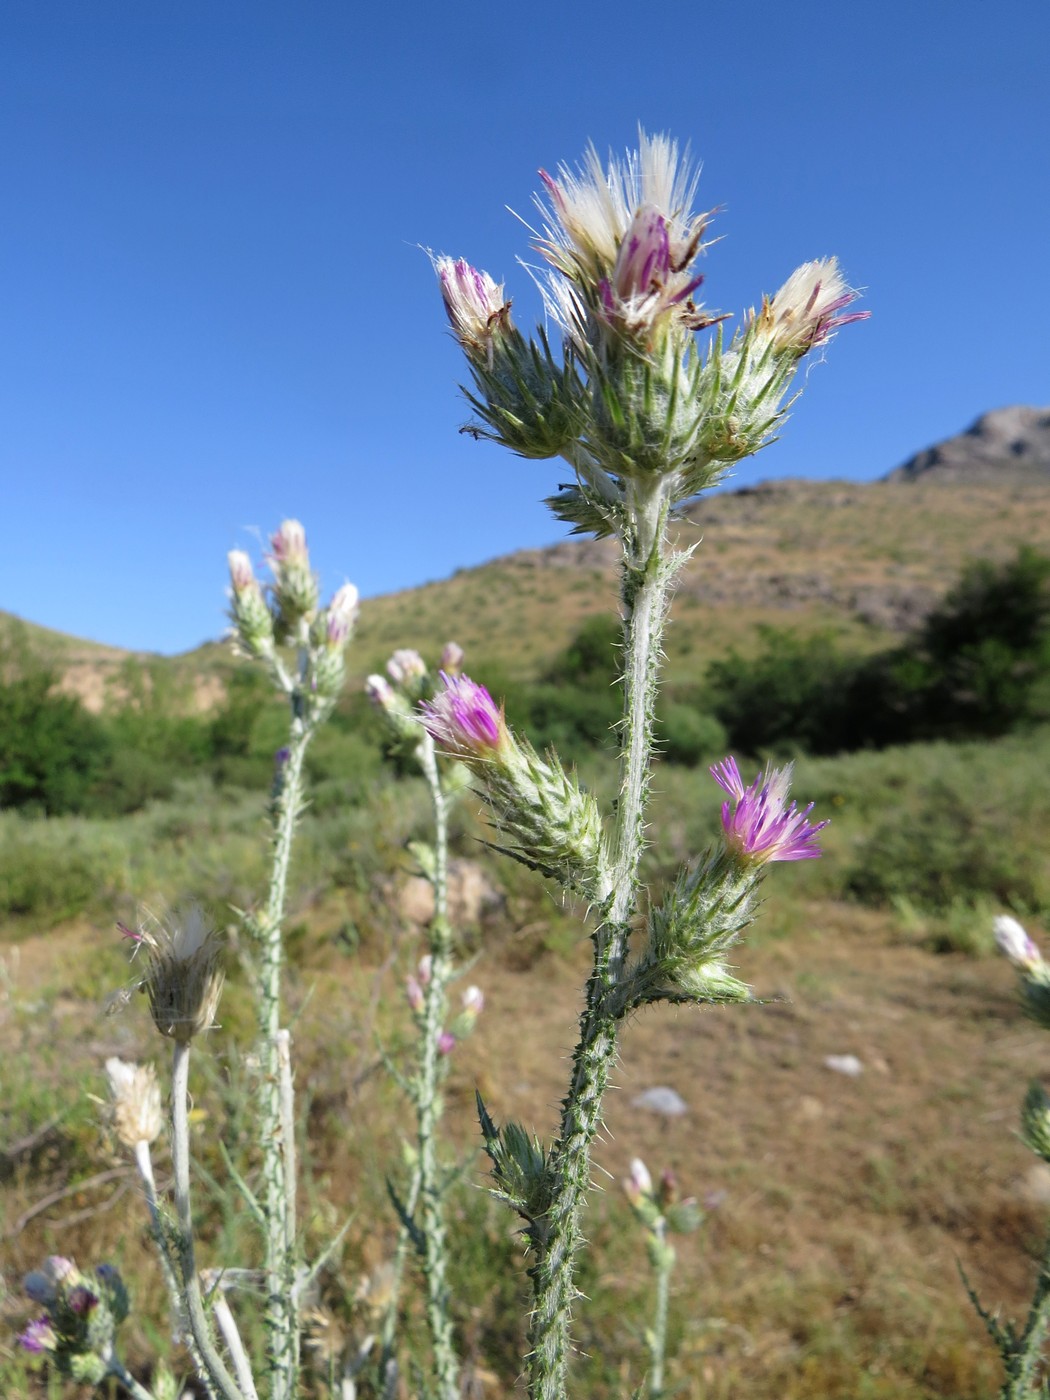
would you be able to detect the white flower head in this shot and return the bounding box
[994,914,1042,970]
[752,257,868,355]
[435,256,512,366]
[533,131,719,347]
[105,1057,163,1148]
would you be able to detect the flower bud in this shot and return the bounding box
[461,985,484,1017]
[104,1058,163,1149]
[324,582,359,649]
[1022,1082,1050,1163]
[624,1157,652,1206]
[227,549,275,661]
[440,641,465,676]
[268,518,319,635]
[387,648,427,690]
[436,1029,456,1056]
[995,914,1042,970]
[406,976,425,1014]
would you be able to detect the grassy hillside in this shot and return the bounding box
[5,469,1049,709]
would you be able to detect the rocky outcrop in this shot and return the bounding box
[886,406,1050,481]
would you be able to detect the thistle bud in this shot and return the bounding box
[324,582,359,649]
[268,518,320,635]
[995,914,1042,971]
[1022,1082,1050,1163]
[227,549,275,661]
[405,976,425,1014]
[386,648,428,691]
[436,1029,456,1056]
[440,641,465,676]
[104,1058,163,1149]
[129,906,225,1042]
[624,1157,653,1207]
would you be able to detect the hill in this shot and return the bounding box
[5,405,1050,706]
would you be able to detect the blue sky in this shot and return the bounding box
[3,0,1048,654]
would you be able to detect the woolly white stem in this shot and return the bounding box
[414,734,460,1399]
[133,1139,215,1397]
[171,1040,246,1400]
[211,1290,261,1400]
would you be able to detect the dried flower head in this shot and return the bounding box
[751,257,869,356]
[104,1057,163,1148]
[711,757,827,864]
[129,905,225,1041]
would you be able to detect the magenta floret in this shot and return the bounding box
[711,756,827,863]
[420,672,505,757]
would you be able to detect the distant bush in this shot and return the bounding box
[707,548,1050,755]
[0,666,112,814]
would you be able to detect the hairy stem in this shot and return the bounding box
[525,502,677,1400]
[414,735,460,1398]
[259,710,312,1397]
[647,1235,673,1400]
[134,1139,215,1398]
[1002,1223,1050,1397]
[171,1040,246,1400]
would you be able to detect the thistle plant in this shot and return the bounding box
[368,643,484,1399]
[622,1159,704,1399]
[969,915,1050,1397]
[434,129,864,1399]
[17,521,358,1400]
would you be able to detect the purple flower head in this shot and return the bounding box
[420,673,507,761]
[436,1029,457,1056]
[711,756,827,864]
[67,1284,99,1316]
[17,1316,56,1354]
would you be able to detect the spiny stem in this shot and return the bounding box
[258,709,313,1398]
[171,1040,246,1400]
[647,1233,674,1400]
[415,735,460,1399]
[525,507,678,1400]
[133,1139,215,1398]
[1002,1223,1050,1396]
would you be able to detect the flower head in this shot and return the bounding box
[17,1315,56,1354]
[711,757,827,864]
[535,131,718,345]
[325,582,359,648]
[227,549,256,594]
[269,519,308,566]
[420,672,508,761]
[752,257,869,356]
[129,905,225,1041]
[386,648,427,687]
[624,1157,653,1206]
[440,640,465,676]
[105,1057,163,1148]
[995,914,1042,970]
[436,256,512,367]
[436,1029,457,1056]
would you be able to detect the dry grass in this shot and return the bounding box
[1,893,1046,1396]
